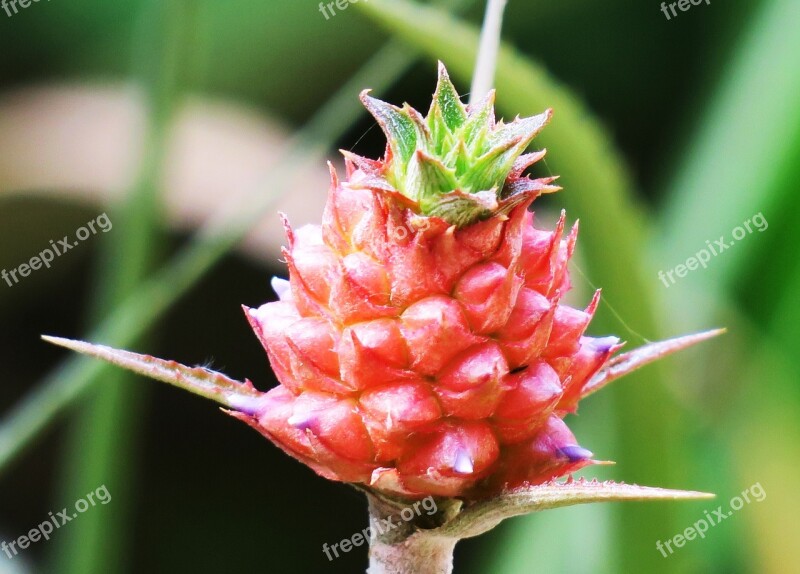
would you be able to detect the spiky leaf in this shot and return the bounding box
[438,479,715,539]
[428,62,467,134]
[42,336,266,414]
[582,329,726,399]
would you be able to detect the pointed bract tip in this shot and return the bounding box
[558,445,593,462]
[701,327,727,339]
[42,334,72,348]
[476,89,496,108]
[453,449,475,475]
[288,413,317,432]
[279,212,294,246]
[581,327,727,401]
[271,277,291,300]
[588,336,622,354]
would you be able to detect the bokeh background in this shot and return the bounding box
[1,0,798,572]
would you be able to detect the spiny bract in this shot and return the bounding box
[240,63,622,500]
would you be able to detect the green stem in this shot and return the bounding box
[469,0,508,104]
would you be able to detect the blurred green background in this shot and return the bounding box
[0,0,798,572]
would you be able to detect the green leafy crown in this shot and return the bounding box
[357,62,556,227]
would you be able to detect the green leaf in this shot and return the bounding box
[429,60,468,134]
[361,62,553,219]
[466,111,551,192]
[406,150,459,203]
[653,2,800,566]
[54,3,192,572]
[657,0,800,292]
[461,89,496,151]
[489,110,550,155]
[360,91,422,166]
[467,134,527,192]
[422,188,498,227]
[446,138,471,179]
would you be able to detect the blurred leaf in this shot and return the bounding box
[652,0,800,571]
[657,0,800,301]
[51,2,191,572]
[732,342,800,574]
[476,501,613,574]
[727,240,800,574]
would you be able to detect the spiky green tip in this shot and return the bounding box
[358,62,555,227]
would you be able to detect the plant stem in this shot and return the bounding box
[469,0,508,105]
[368,535,457,574]
[366,494,457,574]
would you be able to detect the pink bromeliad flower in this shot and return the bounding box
[45,63,719,574]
